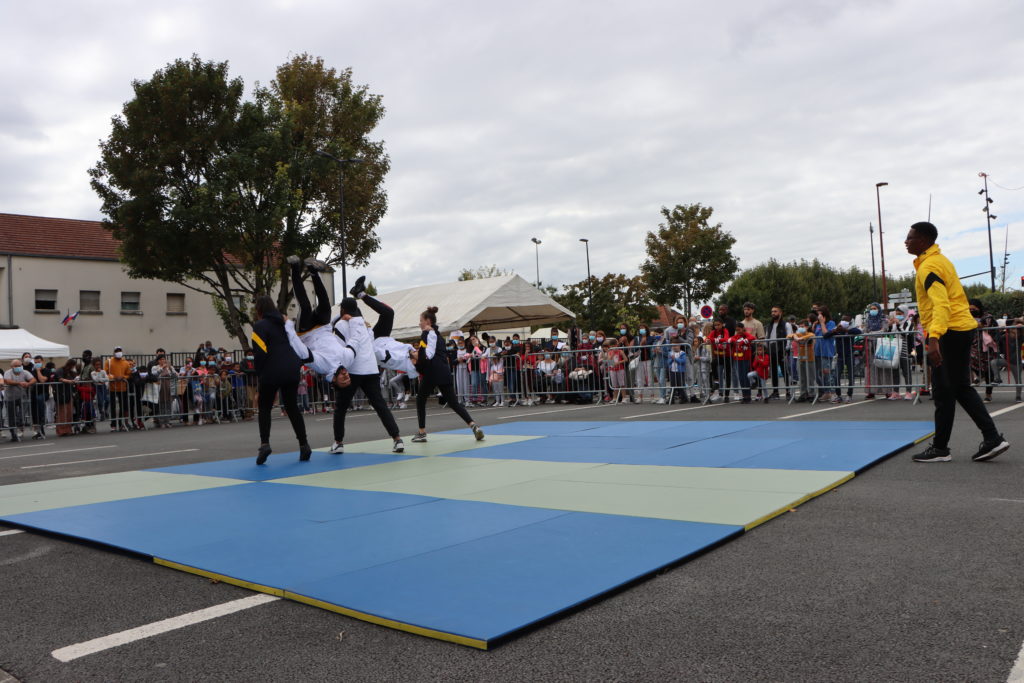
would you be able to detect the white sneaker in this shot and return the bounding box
[329,441,344,454]
[654,398,666,405]
[398,401,407,409]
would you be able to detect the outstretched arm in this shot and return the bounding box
[284,319,313,362]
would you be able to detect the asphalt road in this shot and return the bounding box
[1,393,1022,682]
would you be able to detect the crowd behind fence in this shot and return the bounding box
[2,324,1022,441]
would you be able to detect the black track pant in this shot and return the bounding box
[334,373,399,442]
[291,263,332,333]
[258,380,307,445]
[360,295,394,339]
[416,378,473,430]
[932,329,999,449]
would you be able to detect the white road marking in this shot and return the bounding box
[22,449,199,469]
[0,445,116,461]
[778,401,863,420]
[498,404,601,419]
[1008,637,1024,683]
[990,498,1024,504]
[0,529,25,537]
[316,406,502,422]
[51,594,280,662]
[0,442,53,452]
[990,402,1024,417]
[622,401,730,419]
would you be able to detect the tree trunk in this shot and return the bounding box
[214,265,251,352]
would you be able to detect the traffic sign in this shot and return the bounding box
[700,305,713,319]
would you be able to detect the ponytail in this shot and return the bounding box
[422,306,438,327]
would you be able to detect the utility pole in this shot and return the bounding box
[875,182,889,309]
[979,172,997,292]
[869,222,878,302]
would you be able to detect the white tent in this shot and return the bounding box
[360,275,575,341]
[0,328,71,360]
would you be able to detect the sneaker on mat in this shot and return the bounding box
[472,424,485,441]
[392,439,405,453]
[329,441,344,454]
[912,445,952,463]
[298,442,312,461]
[411,433,427,443]
[256,444,272,465]
[972,435,1010,462]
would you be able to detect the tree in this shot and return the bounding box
[89,54,389,349]
[640,204,738,315]
[550,273,656,333]
[458,265,514,281]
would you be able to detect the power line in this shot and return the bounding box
[990,178,1024,191]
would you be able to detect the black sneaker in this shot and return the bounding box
[304,257,330,272]
[392,439,404,453]
[349,275,366,298]
[972,435,1009,462]
[912,445,951,463]
[472,424,485,441]
[411,433,427,443]
[298,442,312,462]
[256,443,272,465]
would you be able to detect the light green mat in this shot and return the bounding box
[0,471,246,516]
[272,455,501,489]
[314,434,541,457]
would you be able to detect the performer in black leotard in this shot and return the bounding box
[251,295,311,465]
[412,306,484,442]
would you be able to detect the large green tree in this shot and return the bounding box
[458,265,514,281]
[640,203,738,315]
[551,273,656,333]
[89,54,388,349]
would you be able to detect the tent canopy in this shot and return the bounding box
[361,275,575,341]
[0,328,71,360]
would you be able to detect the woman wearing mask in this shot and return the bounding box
[601,340,628,404]
[486,338,505,406]
[412,306,484,442]
[501,338,521,407]
[630,325,654,403]
[536,351,557,403]
[467,336,485,406]
[27,355,49,440]
[863,302,886,399]
[454,337,471,404]
[813,306,837,403]
[53,359,79,436]
[891,306,918,400]
[968,299,1001,403]
[521,341,539,406]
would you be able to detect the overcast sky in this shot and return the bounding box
[3,0,1023,302]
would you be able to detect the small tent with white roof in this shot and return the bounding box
[0,328,71,360]
[359,275,575,341]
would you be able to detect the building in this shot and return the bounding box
[649,304,687,330]
[0,213,333,355]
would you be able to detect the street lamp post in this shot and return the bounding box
[869,222,878,302]
[979,172,997,292]
[875,182,889,310]
[579,238,592,325]
[315,150,363,293]
[531,237,542,288]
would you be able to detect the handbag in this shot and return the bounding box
[873,336,902,369]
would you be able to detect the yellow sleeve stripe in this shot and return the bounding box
[419,341,428,348]
[251,332,267,353]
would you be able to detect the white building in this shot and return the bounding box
[0,212,333,356]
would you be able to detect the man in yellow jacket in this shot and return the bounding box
[905,221,1009,462]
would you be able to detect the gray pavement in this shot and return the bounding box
[1,394,1022,682]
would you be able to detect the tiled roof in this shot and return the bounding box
[650,304,686,328]
[0,213,120,260]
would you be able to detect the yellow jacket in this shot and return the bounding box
[913,244,977,339]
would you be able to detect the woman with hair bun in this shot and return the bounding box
[412,306,484,442]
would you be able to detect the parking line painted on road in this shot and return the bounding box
[990,402,1024,418]
[498,404,602,419]
[622,401,730,419]
[0,445,116,461]
[0,442,53,452]
[22,449,199,469]
[51,594,280,662]
[0,529,25,537]
[778,401,863,420]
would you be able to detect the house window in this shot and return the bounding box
[166,293,186,314]
[80,290,101,312]
[121,291,141,312]
[35,289,57,310]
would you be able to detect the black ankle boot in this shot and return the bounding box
[256,443,272,465]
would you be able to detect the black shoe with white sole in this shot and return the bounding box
[411,433,427,443]
[393,439,404,453]
[912,445,952,463]
[972,435,1009,462]
[349,275,366,298]
[304,257,330,272]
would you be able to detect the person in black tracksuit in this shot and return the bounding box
[251,295,311,464]
[412,306,484,443]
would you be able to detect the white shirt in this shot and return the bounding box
[333,316,378,375]
[373,337,418,378]
[289,319,355,378]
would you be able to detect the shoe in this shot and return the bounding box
[286,255,301,266]
[509,399,518,407]
[972,435,1009,462]
[1016,396,1022,403]
[304,257,330,272]
[329,441,344,454]
[256,444,272,465]
[472,424,485,441]
[654,398,666,405]
[912,445,951,463]
[397,401,407,409]
[298,442,312,461]
[864,394,875,400]
[842,396,852,404]
[412,433,427,443]
[983,395,992,403]
[903,392,914,401]
[349,275,366,298]
[830,396,841,404]
[9,434,20,443]
[887,394,899,401]
[32,432,44,440]
[392,439,405,453]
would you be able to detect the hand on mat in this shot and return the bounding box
[926,337,941,366]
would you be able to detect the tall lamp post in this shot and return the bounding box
[979,172,998,292]
[315,150,363,293]
[869,222,878,302]
[579,238,592,325]
[531,237,542,288]
[875,182,889,309]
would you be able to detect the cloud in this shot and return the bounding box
[1,0,1022,304]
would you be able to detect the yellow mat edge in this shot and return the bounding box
[914,432,935,445]
[743,471,855,531]
[151,558,487,649]
[284,590,488,650]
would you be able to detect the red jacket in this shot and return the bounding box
[751,352,770,379]
[730,331,756,362]
[708,329,731,357]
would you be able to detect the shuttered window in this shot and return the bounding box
[35,289,57,310]
[121,291,141,312]
[166,293,186,314]
[80,290,100,312]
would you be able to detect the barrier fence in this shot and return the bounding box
[2,326,1021,439]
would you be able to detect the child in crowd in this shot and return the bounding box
[729,322,756,403]
[602,339,628,404]
[788,322,817,402]
[749,344,771,401]
[487,340,506,406]
[668,344,689,404]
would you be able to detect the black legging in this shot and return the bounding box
[932,329,999,449]
[334,374,400,442]
[258,380,307,445]
[417,378,473,430]
[360,295,394,339]
[291,263,332,333]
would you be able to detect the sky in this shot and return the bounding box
[3,0,1023,303]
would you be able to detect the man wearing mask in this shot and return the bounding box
[4,359,33,441]
[863,302,886,399]
[106,346,131,432]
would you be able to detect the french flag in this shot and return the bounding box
[61,310,80,326]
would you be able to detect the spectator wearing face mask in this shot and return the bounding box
[788,321,816,402]
[748,344,771,401]
[601,339,628,404]
[105,346,131,432]
[729,322,756,403]
[240,351,258,419]
[813,306,838,403]
[536,350,558,403]
[4,359,32,441]
[863,302,886,399]
[630,325,654,403]
[454,337,471,404]
[501,337,520,407]
[831,315,863,403]
[968,298,1001,403]
[485,338,505,406]
[707,319,732,402]
[890,306,919,400]
[27,354,48,440]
